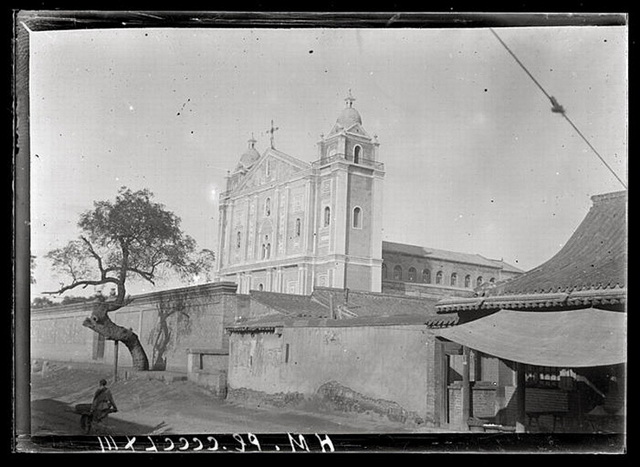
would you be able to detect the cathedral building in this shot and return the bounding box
[216,93,522,296]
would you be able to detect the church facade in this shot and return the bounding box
[216,93,522,295]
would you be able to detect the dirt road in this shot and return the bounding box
[30,361,430,436]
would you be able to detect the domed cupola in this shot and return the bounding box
[236,135,260,172]
[336,90,362,129]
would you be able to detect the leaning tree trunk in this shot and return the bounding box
[83,302,149,371]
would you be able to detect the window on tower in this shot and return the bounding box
[324,207,331,227]
[477,276,483,287]
[352,207,362,229]
[465,274,471,288]
[295,218,301,237]
[450,273,458,287]
[354,145,362,164]
[436,271,443,285]
[236,231,242,249]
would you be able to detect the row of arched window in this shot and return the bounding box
[237,206,362,252]
[382,263,495,288]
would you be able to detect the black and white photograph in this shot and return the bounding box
[13,11,627,454]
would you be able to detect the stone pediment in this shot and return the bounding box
[326,122,371,140]
[230,149,311,195]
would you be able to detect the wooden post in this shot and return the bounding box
[114,341,119,382]
[461,346,471,429]
[515,361,526,432]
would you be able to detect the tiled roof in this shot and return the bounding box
[493,191,627,295]
[436,191,627,312]
[482,258,525,274]
[227,312,459,332]
[383,241,522,272]
[312,287,439,317]
[248,290,330,318]
[228,288,450,332]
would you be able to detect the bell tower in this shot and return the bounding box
[312,91,385,292]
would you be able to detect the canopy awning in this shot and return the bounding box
[435,308,626,367]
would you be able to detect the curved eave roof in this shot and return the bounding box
[436,191,627,312]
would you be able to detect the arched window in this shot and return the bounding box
[393,265,403,281]
[465,275,471,288]
[490,277,496,284]
[258,283,264,291]
[324,206,331,227]
[265,197,271,217]
[352,207,362,229]
[236,231,242,249]
[408,267,417,282]
[262,235,270,259]
[382,263,387,279]
[436,271,443,285]
[295,218,301,237]
[422,269,431,283]
[353,145,362,164]
[476,276,483,287]
[450,273,458,287]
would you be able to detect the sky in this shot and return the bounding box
[27,24,628,299]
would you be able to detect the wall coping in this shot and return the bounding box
[186,348,229,356]
[31,281,239,315]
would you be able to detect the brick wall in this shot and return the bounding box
[31,282,240,372]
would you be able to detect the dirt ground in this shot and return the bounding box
[29,361,443,436]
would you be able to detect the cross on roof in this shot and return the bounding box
[266,120,279,149]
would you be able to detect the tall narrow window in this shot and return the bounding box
[295,218,301,237]
[285,343,290,363]
[265,243,271,259]
[465,275,471,288]
[393,265,403,281]
[236,231,242,249]
[408,267,417,282]
[382,263,388,279]
[476,276,483,287]
[324,207,331,227]
[436,271,443,285]
[422,269,431,283]
[354,145,362,164]
[258,283,264,291]
[265,198,271,217]
[450,273,458,287]
[352,207,362,229]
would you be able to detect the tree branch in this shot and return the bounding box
[43,277,120,296]
[80,235,107,278]
[128,267,156,285]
